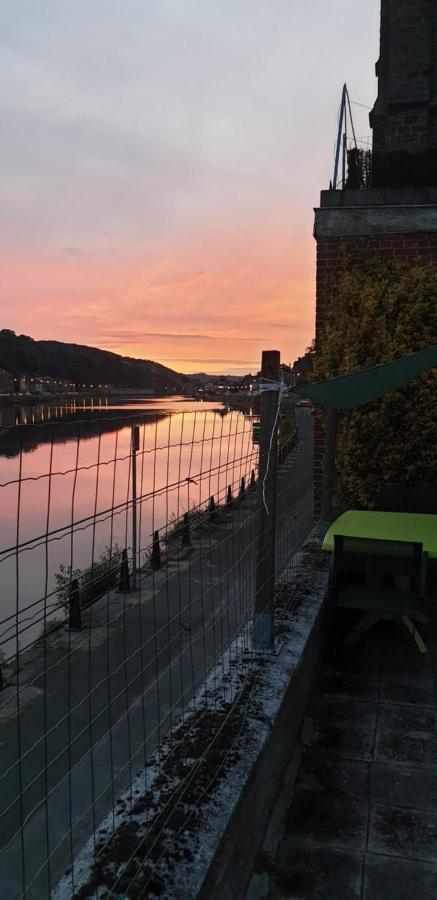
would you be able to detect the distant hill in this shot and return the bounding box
[187,373,243,384]
[0,330,188,392]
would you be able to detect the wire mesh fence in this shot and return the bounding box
[0,399,314,899]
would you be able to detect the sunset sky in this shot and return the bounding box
[1,1,380,374]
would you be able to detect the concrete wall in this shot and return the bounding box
[197,587,329,900]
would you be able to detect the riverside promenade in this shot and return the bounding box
[0,410,313,899]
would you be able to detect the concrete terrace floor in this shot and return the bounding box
[249,601,437,900]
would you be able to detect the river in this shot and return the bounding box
[0,395,258,658]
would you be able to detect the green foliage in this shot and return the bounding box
[55,545,122,608]
[314,256,437,508]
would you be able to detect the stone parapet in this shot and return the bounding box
[314,203,437,240]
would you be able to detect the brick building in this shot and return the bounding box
[315,0,437,342]
[371,0,437,159]
[313,0,437,514]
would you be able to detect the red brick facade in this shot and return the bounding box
[312,0,437,518]
[316,231,437,345]
[313,228,437,516]
[371,0,437,154]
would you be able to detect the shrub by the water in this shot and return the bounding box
[55,545,122,608]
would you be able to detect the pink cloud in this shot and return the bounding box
[1,222,315,373]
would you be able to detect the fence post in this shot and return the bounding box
[131,425,140,590]
[250,469,256,489]
[181,512,191,546]
[209,495,218,522]
[253,350,280,650]
[119,548,130,592]
[226,485,234,507]
[69,579,82,631]
[239,476,246,502]
[151,530,162,570]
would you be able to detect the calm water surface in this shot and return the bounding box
[0,396,257,657]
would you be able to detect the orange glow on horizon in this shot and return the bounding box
[2,223,316,375]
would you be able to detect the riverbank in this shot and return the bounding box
[0,391,108,407]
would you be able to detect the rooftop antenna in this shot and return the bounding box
[332,83,358,189]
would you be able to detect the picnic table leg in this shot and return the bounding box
[344,612,382,647]
[399,616,427,654]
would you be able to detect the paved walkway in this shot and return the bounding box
[249,595,437,899]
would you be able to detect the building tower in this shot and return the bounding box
[315,0,437,343]
[371,0,437,158]
[313,0,437,513]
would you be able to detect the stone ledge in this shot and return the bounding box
[314,204,437,238]
[165,544,330,900]
[319,188,437,208]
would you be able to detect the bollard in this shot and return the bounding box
[208,495,218,522]
[250,469,256,489]
[226,485,234,507]
[151,530,162,570]
[239,476,246,502]
[69,578,82,632]
[119,548,130,593]
[181,512,191,546]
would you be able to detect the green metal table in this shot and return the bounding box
[322,511,437,559]
[322,510,437,652]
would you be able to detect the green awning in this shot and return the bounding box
[294,345,437,410]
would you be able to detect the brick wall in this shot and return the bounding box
[371,0,437,153]
[313,227,437,516]
[315,231,437,344]
[313,0,437,516]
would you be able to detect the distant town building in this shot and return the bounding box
[291,351,314,385]
[0,368,14,395]
[8,375,77,395]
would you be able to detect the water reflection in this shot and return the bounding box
[0,396,258,657]
[0,395,110,430]
[0,396,237,458]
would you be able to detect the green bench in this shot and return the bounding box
[332,535,428,653]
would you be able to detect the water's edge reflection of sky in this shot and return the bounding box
[0,394,223,435]
[0,396,258,658]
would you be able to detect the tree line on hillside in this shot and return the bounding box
[0,330,188,391]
